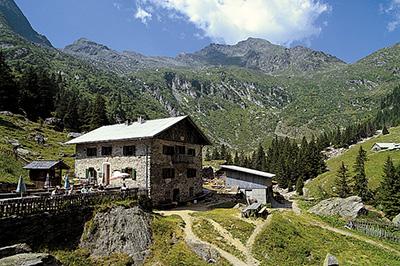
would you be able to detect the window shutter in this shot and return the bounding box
[133,169,137,180]
[85,169,89,179]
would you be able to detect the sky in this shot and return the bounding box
[14,0,400,63]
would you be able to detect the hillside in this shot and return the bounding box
[0,113,74,184]
[306,126,400,198]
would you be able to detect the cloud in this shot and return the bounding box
[135,0,330,45]
[135,7,152,24]
[381,0,400,32]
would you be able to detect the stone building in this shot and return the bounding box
[66,116,211,204]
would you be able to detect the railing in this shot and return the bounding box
[0,188,147,219]
[346,220,400,243]
[172,154,194,163]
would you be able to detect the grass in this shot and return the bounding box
[0,114,74,184]
[192,217,245,261]
[53,248,133,266]
[192,208,255,244]
[253,212,400,266]
[145,215,229,266]
[306,126,400,198]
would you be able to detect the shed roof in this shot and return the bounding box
[220,165,275,179]
[66,115,211,145]
[23,160,70,170]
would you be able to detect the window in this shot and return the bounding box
[163,145,175,155]
[122,167,137,180]
[187,148,195,156]
[162,168,175,179]
[187,168,197,178]
[189,187,194,197]
[123,145,136,156]
[175,145,186,155]
[101,146,112,156]
[86,147,97,157]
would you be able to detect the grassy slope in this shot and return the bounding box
[306,126,400,198]
[253,212,400,266]
[0,114,74,184]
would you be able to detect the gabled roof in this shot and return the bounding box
[373,143,400,149]
[66,115,211,145]
[23,160,70,170]
[221,165,275,179]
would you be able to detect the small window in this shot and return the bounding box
[187,148,195,156]
[123,145,136,156]
[187,168,197,178]
[101,146,112,156]
[175,145,186,155]
[163,145,175,155]
[162,168,175,179]
[87,147,97,157]
[122,167,137,180]
[189,187,194,197]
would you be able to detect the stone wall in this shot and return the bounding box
[74,139,151,189]
[150,139,203,204]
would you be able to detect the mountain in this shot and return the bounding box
[0,0,51,47]
[63,37,345,75]
[177,37,346,74]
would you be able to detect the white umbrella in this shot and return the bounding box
[44,173,50,189]
[64,175,70,190]
[16,175,27,197]
[111,171,130,179]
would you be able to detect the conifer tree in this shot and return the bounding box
[353,146,371,201]
[233,151,240,165]
[382,125,389,135]
[378,157,400,218]
[89,95,109,130]
[335,162,351,198]
[253,143,266,171]
[0,52,18,112]
[296,176,304,195]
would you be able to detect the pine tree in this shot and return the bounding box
[378,157,400,218]
[89,95,109,130]
[382,125,389,135]
[253,143,266,171]
[233,151,240,165]
[353,146,371,201]
[287,179,293,192]
[0,52,18,112]
[335,162,351,198]
[296,176,304,196]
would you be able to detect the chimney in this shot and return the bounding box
[138,116,145,124]
[125,119,131,126]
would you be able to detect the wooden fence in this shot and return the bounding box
[347,220,400,243]
[0,188,147,219]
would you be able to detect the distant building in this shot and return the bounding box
[66,116,211,205]
[220,165,275,204]
[23,160,70,188]
[371,143,400,152]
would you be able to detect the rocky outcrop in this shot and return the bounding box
[0,253,61,266]
[0,243,32,259]
[80,206,152,264]
[323,253,339,266]
[309,196,367,219]
[393,213,400,225]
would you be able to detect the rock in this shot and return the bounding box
[7,139,20,147]
[0,253,61,266]
[68,132,82,139]
[0,243,32,259]
[44,117,61,126]
[0,111,13,116]
[80,206,152,264]
[16,148,31,156]
[393,213,400,225]
[186,240,220,264]
[33,133,45,145]
[323,253,339,266]
[309,196,367,219]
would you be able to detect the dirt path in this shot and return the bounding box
[157,210,248,266]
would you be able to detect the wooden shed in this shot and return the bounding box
[23,160,70,188]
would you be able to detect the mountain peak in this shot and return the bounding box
[0,0,52,46]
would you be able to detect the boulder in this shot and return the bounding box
[67,132,82,139]
[0,243,32,259]
[0,253,61,266]
[33,133,45,145]
[309,196,367,219]
[0,111,13,116]
[7,139,20,147]
[80,206,152,264]
[44,117,61,126]
[323,253,339,266]
[16,148,31,156]
[393,213,400,226]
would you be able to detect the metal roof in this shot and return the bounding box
[373,143,400,150]
[220,165,275,179]
[66,115,211,145]
[23,160,70,170]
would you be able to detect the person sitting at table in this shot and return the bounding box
[51,186,59,197]
[121,182,127,191]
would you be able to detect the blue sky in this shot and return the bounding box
[15,0,400,63]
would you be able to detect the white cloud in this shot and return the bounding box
[136,0,330,45]
[135,7,152,24]
[381,0,400,32]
